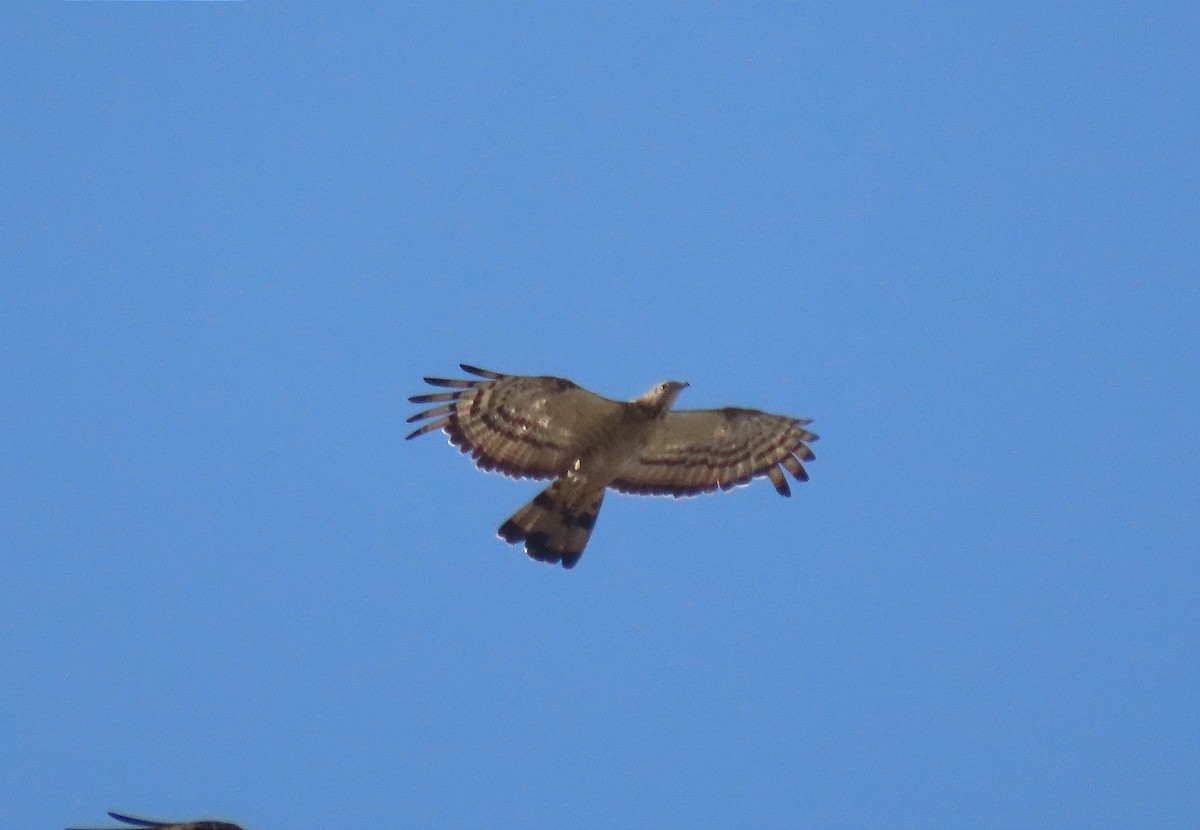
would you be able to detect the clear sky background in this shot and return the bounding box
[2,4,1197,829]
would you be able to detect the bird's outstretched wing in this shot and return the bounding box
[610,407,817,497]
[406,364,625,479]
[67,812,245,830]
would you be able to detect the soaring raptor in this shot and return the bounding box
[407,365,818,568]
[68,813,246,830]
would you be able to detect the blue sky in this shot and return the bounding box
[2,4,1197,828]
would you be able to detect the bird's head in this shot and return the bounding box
[635,379,690,412]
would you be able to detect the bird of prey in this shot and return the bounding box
[407,364,818,568]
[67,813,245,830]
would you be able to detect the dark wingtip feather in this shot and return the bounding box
[423,376,475,388]
[460,364,504,378]
[406,403,455,423]
[409,390,461,404]
[405,418,450,440]
[793,444,816,462]
[767,465,791,497]
[107,816,163,828]
[782,454,809,482]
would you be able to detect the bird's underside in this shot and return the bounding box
[67,812,246,830]
[407,364,818,568]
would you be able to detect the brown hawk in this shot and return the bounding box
[407,364,818,568]
[68,813,245,830]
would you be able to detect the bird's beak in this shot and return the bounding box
[679,381,690,389]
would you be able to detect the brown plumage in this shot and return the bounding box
[407,364,818,568]
[497,478,605,567]
[67,812,246,830]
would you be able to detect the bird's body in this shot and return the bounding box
[494,381,685,561]
[407,365,817,568]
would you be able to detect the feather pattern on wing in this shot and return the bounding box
[610,407,817,498]
[406,364,626,480]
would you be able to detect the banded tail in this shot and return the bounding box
[498,478,605,569]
